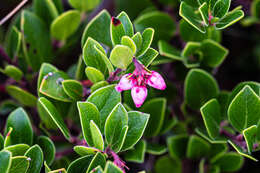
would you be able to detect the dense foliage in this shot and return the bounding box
[0,0,260,172]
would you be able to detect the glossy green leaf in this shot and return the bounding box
[9,156,30,173]
[136,48,158,68]
[105,104,128,147]
[185,69,219,109]
[87,85,121,130]
[117,11,134,37]
[243,125,257,153]
[110,45,134,69]
[21,10,52,71]
[86,152,106,173]
[39,71,72,102]
[136,28,154,57]
[121,36,136,54]
[5,108,33,145]
[6,85,37,107]
[155,155,181,173]
[215,10,244,29]
[182,42,201,68]
[81,10,112,47]
[0,65,23,81]
[0,150,12,173]
[134,11,176,42]
[146,143,167,155]
[24,145,43,173]
[167,135,188,160]
[85,67,105,83]
[179,2,206,33]
[91,81,109,93]
[74,146,99,156]
[77,101,100,146]
[186,135,210,159]
[199,3,209,26]
[200,99,222,139]
[51,10,81,40]
[141,98,166,137]
[110,17,126,45]
[228,85,260,132]
[158,40,182,61]
[5,144,30,156]
[67,155,94,173]
[104,161,123,173]
[132,32,142,52]
[5,26,21,59]
[121,111,149,151]
[62,80,83,100]
[124,140,146,163]
[83,37,113,74]
[90,120,104,151]
[213,0,231,18]
[212,152,244,172]
[37,136,56,165]
[38,97,71,140]
[33,0,59,26]
[68,0,100,11]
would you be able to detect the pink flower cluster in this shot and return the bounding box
[115,58,166,108]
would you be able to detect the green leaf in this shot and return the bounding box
[67,155,94,173]
[141,98,166,137]
[0,134,3,150]
[179,2,206,33]
[185,69,219,109]
[155,155,181,173]
[74,146,99,156]
[117,11,134,37]
[21,10,52,71]
[158,40,182,61]
[81,10,112,47]
[49,168,67,173]
[228,85,260,132]
[182,42,202,68]
[195,128,227,144]
[38,97,71,140]
[51,10,81,40]
[0,100,18,115]
[167,135,189,160]
[243,125,257,153]
[121,111,149,151]
[146,143,167,155]
[87,85,121,130]
[209,143,228,161]
[5,144,30,157]
[136,28,154,57]
[134,11,176,42]
[200,39,228,68]
[44,161,51,172]
[186,135,210,159]
[137,48,159,68]
[85,67,105,84]
[1,65,23,81]
[86,152,106,173]
[5,108,33,145]
[0,150,12,173]
[105,104,128,147]
[33,0,59,26]
[215,10,244,29]
[91,81,109,93]
[124,140,146,163]
[9,156,30,173]
[77,101,100,147]
[211,152,244,172]
[39,71,72,102]
[228,140,257,161]
[68,0,100,11]
[110,45,134,69]
[90,120,104,151]
[62,80,83,100]
[132,32,142,52]
[83,37,113,74]
[251,0,260,18]
[37,136,56,165]
[24,145,43,173]
[199,3,209,26]
[3,127,12,148]
[121,36,137,54]
[200,99,222,139]
[110,17,126,45]
[6,85,37,107]
[213,0,231,18]
[104,161,123,173]
[5,26,21,59]
[90,166,103,173]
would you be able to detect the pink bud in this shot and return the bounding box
[115,74,135,92]
[131,86,147,108]
[147,71,166,90]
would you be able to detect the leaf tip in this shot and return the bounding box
[111,17,121,26]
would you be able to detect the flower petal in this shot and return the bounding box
[115,74,135,92]
[147,71,166,90]
[131,86,147,108]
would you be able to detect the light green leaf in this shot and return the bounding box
[1,65,23,81]
[74,146,99,156]
[85,67,105,84]
[215,10,244,29]
[90,120,104,151]
[104,161,123,173]
[91,81,109,93]
[243,125,257,153]
[68,0,100,11]
[110,17,126,45]
[121,36,136,54]
[110,45,134,69]
[62,80,83,100]
[136,28,154,57]
[5,144,30,156]
[117,11,134,37]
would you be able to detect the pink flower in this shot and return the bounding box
[115,58,166,108]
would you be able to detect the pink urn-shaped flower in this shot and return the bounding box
[115,58,166,108]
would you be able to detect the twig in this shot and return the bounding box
[0,0,28,26]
